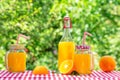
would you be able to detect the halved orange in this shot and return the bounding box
[59,60,73,74]
[32,66,49,75]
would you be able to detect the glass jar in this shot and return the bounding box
[74,45,94,74]
[5,44,26,72]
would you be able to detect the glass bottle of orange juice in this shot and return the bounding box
[58,16,75,68]
[74,45,94,74]
[5,44,26,72]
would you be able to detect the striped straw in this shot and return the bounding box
[16,34,30,44]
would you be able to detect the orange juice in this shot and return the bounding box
[74,53,92,74]
[7,52,26,72]
[5,44,26,72]
[58,42,75,68]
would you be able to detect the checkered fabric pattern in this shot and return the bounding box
[0,70,120,80]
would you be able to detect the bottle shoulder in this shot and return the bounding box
[58,41,75,46]
[60,35,73,42]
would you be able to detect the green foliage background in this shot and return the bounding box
[0,0,120,71]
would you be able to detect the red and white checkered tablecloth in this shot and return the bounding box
[0,70,120,80]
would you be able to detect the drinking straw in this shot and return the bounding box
[82,32,92,46]
[16,34,30,44]
[81,32,92,53]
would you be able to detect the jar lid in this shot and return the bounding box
[76,45,90,50]
[9,44,25,50]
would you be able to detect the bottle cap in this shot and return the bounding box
[76,45,90,50]
[63,16,72,28]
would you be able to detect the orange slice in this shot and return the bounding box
[59,60,73,74]
[32,66,49,75]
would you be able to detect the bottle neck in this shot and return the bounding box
[63,28,71,35]
[60,28,72,42]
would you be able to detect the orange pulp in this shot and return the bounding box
[59,60,73,74]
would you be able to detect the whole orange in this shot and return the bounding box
[99,56,116,72]
[33,66,49,75]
